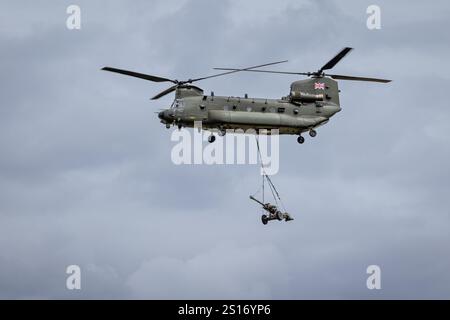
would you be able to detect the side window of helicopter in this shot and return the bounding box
[174,99,184,109]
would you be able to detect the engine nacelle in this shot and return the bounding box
[290,91,324,102]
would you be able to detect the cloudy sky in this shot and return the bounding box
[1,0,449,299]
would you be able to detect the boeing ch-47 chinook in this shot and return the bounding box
[102,47,391,225]
[102,47,391,144]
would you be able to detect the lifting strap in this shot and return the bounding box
[253,136,286,212]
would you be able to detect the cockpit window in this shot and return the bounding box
[174,99,184,109]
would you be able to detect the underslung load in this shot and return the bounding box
[250,137,294,225]
[250,195,293,225]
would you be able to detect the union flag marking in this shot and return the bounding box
[314,82,325,90]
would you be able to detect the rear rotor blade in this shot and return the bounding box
[151,84,178,100]
[213,68,308,76]
[328,74,391,83]
[101,67,176,83]
[318,47,353,73]
[190,60,288,82]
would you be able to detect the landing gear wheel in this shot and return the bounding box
[178,124,183,130]
[276,211,283,221]
[297,136,305,144]
[218,130,226,137]
[165,124,171,129]
[208,135,216,143]
[261,215,268,225]
[309,129,317,137]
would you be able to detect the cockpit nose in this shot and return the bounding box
[158,109,174,123]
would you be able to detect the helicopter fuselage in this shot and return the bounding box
[159,94,341,135]
[158,78,342,137]
[103,47,390,145]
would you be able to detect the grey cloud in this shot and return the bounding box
[0,0,449,299]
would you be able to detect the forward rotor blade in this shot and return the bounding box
[318,47,353,73]
[191,60,288,82]
[328,74,391,83]
[213,68,308,76]
[151,84,178,100]
[101,67,176,83]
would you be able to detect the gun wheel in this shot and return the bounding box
[261,215,268,225]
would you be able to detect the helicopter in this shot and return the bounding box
[102,47,391,144]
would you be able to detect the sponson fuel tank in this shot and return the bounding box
[208,110,328,128]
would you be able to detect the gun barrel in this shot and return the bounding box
[249,195,265,207]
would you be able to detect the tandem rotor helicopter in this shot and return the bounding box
[102,47,391,144]
[102,47,391,225]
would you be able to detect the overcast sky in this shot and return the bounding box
[1,0,449,299]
